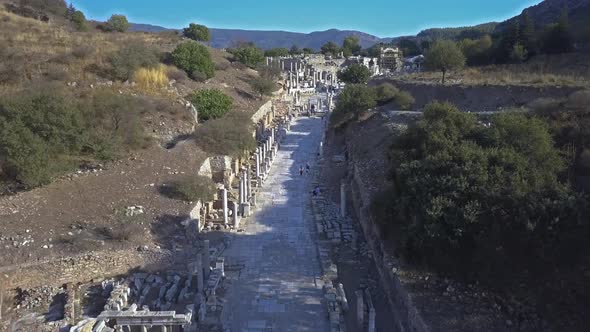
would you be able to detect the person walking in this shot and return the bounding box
[305,162,311,175]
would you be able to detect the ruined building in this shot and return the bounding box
[379,47,403,73]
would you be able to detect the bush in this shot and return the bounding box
[71,45,94,59]
[70,10,87,31]
[182,23,211,42]
[385,101,588,276]
[232,46,265,68]
[333,84,377,120]
[337,64,371,84]
[105,14,129,32]
[250,76,277,99]
[170,175,216,202]
[194,112,256,157]
[374,83,399,105]
[171,41,215,79]
[166,67,189,83]
[394,90,415,110]
[190,70,208,82]
[191,89,233,121]
[134,64,169,90]
[110,43,160,81]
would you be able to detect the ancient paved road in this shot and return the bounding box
[224,114,329,332]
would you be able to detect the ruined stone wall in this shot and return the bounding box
[251,100,273,124]
[2,249,174,289]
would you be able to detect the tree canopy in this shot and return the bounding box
[337,64,371,84]
[191,89,233,121]
[105,14,129,32]
[424,39,465,84]
[342,36,362,56]
[232,46,265,68]
[171,41,215,80]
[321,41,341,56]
[183,23,211,42]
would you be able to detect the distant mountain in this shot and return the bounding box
[129,23,391,50]
[129,0,590,50]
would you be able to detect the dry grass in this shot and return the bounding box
[0,9,180,94]
[399,53,590,87]
[134,64,169,90]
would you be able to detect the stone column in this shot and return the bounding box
[255,151,261,178]
[161,326,167,332]
[141,326,148,332]
[265,157,271,174]
[246,167,251,198]
[222,187,228,226]
[340,182,346,217]
[195,254,203,292]
[356,290,364,327]
[239,174,245,204]
[202,240,210,280]
[319,141,323,156]
[233,202,240,228]
[368,307,376,332]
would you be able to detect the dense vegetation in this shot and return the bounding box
[230,46,265,68]
[337,64,372,84]
[378,102,589,279]
[183,23,211,42]
[169,175,216,202]
[332,82,415,125]
[190,89,233,121]
[0,86,149,188]
[194,112,256,158]
[171,41,215,80]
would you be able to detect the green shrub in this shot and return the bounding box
[250,76,277,99]
[110,43,160,81]
[105,14,130,32]
[191,89,233,121]
[385,101,588,276]
[232,46,265,68]
[333,84,376,121]
[71,10,87,31]
[171,41,215,79]
[182,23,211,42]
[170,175,216,202]
[337,64,371,84]
[194,112,256,157]
[394,90,415,110]
[374,83,399,104]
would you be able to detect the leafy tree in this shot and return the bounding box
[70,10,87,31]
[337,64,371,84]
[190,89,233,121]
[110,43,160,81]
[540,8,574,54]
[342,36,362,56]
[458,35,492,65]
[321,41,341,56]
[105,14,130,32]
[289,45,301,55]
[250,76,277,99]
[264,48,290,57]
[510,43,528,63]
[233,46,265,68]
[183,23,211,42]
[302,48,315,55]
[333,84,376,121]
[366,43,383,58]
[424,40,465,84]
[171,41,215,79]
[398,39,421,57]
[520,12,537,56]
[387,102,586,274]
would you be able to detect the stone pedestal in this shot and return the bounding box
[340,182,346,218]
[242,203,251,217]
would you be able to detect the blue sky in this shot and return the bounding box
[74,0,542,37]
